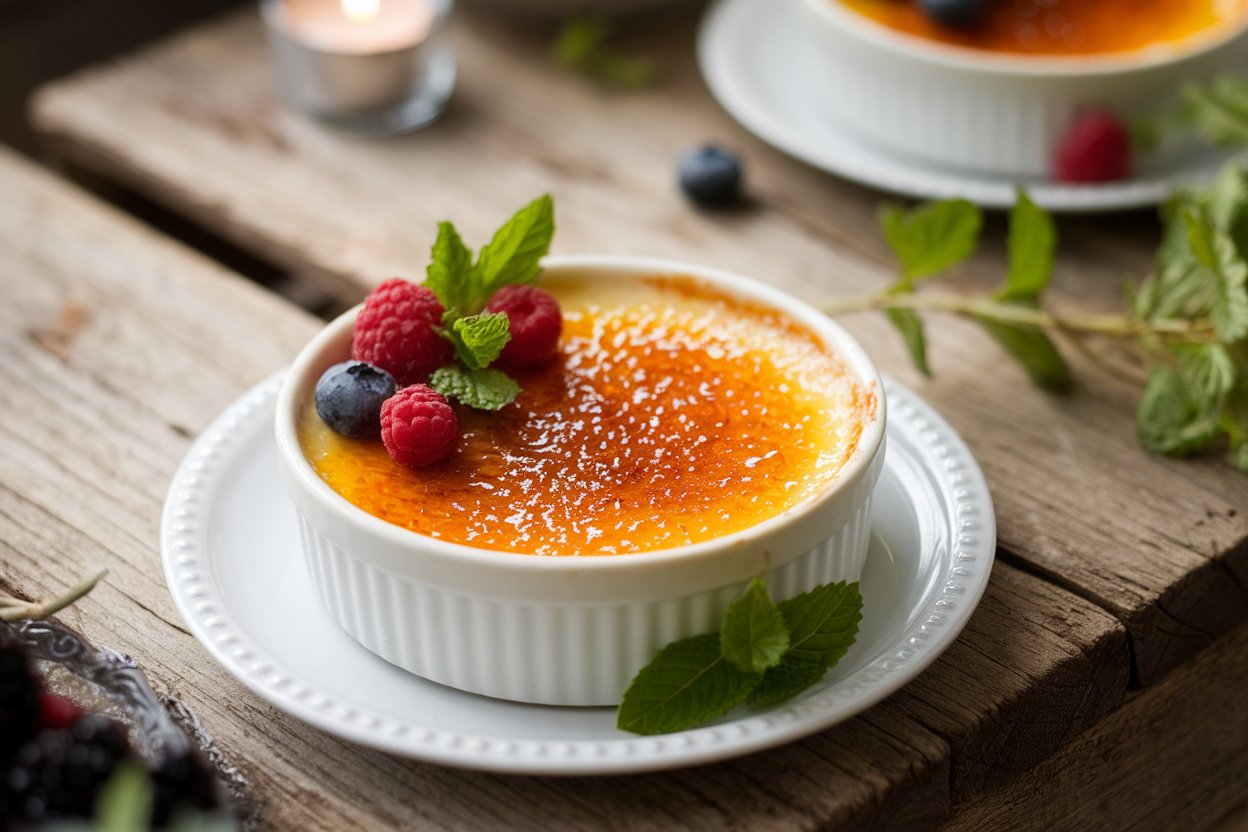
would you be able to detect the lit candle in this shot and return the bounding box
[261,0,455,136]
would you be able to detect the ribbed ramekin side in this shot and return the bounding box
[295,499,872,706]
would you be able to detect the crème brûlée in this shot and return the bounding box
[842,0,1248,56]
[299,274,876,556]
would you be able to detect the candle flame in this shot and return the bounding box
[341,0,380,22]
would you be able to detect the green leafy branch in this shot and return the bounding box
[823,169,1248,471]
[617,578,862,735]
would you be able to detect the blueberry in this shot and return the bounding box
[679,146,742,208]
[919,0,983,28]
[315,361,396,440]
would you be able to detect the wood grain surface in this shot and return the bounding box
[30,7,1248,695]
[941,622,1248,832]
[0,145,1140,829]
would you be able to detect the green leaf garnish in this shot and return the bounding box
[885,307,931,377]
[445,312,512,370]
[476,194,555,298]
[977,319,1072,392]
[418,195,558,410]
[425,221,476,315]
[1001,190,1055,303]
[750,653,833,710]
[617,578,863,735]
[1184,210,1248,342]
[1137,366,1224,455]
[880,199,981,287]
[719,577,790,674]
[1182,75,1248,148]
[616,633,761,736]
[429,365,521,411]
[772,581,863,667]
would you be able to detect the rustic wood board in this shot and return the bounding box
[30,8,1248,690]
[941,622,1248,832]
[0,146,1137,828]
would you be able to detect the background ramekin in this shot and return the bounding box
[274,255,886,706]
[796,0,1248,178]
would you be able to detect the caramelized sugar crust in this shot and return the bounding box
[843,0,1248,56]
[300,275,875,555]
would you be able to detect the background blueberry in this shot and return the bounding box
[315,361,396,440]
[679,146,743,208]
[919,0,984,28]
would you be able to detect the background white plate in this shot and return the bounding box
[161,373,995,775]
[698,0,1241,212]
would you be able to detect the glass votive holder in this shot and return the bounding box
[260,0,455,137]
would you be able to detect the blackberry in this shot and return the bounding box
[150,751,221,827]
[0,627,40,766]
[3,715,131,824]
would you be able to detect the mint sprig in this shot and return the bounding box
[824,168,1248,470]
[422,195,556,410]
[617,579,862,735]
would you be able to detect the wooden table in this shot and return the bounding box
[6,4,1247,830]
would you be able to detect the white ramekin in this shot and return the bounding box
[797,0,1248,178]
[274,255,886,706]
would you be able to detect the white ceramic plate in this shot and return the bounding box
[161,373,995,775]
[697,0,1243,212]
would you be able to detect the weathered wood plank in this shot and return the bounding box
[940,622,1248,832]
[0,146,1128,826]
[30,8,1248,687]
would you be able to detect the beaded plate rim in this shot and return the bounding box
[160,371,995,774]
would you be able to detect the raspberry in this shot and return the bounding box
[486,285,562,369]
[1054,111,1131,184]
[352,278,453,386]
[39,692,83,730]
[380,385,459,467]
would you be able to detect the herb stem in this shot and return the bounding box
[822,291,1217,341]
[0,569,107,622]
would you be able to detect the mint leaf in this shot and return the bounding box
[885,307,931,376]
[775,581,863,667]
[1137,366,1223,455]
[1185,208,1248,341]
[1205,164,1248,258]
[750,582,862,710]
[880,200,982,287]
[1177,343,1237,407]
[444,311,511,370]
[617,633,762,735]
[1184,75,1248,148]
[428,365,520,411]
[1001,190,1055,303]
[751,653,831,709]
[978,318,1072,392]
[425,221,477,313]
[476,194,555,297]
[719,578,790,674]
